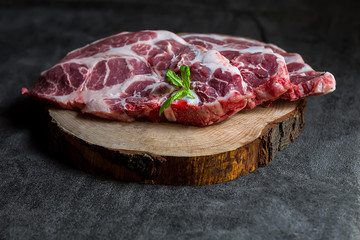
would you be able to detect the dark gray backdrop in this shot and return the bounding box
[1,0,359,239]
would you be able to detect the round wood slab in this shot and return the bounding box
[48,99,306,185]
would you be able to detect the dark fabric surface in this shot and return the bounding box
[1,0,359,239]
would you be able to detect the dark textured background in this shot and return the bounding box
[1,0,359,239]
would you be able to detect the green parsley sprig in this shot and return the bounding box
[159,66,195,116]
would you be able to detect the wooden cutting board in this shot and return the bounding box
[48,99,306,185]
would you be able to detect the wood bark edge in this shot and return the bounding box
[47,99,306,186]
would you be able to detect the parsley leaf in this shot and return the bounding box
[159,66,195,116]
[166,69,184,88]
[180,65,190,90]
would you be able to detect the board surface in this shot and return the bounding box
[48,99,306,185]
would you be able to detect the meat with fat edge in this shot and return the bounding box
[22,30,336,126]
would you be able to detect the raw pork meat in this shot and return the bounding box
[22,30,253,126]
[22,30,336,126]
[264,44,336,100]
[182,33,336,104]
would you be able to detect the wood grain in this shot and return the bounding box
[48,99,306,185]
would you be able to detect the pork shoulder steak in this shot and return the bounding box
[22,30,336,126]
[182,33,336,104]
